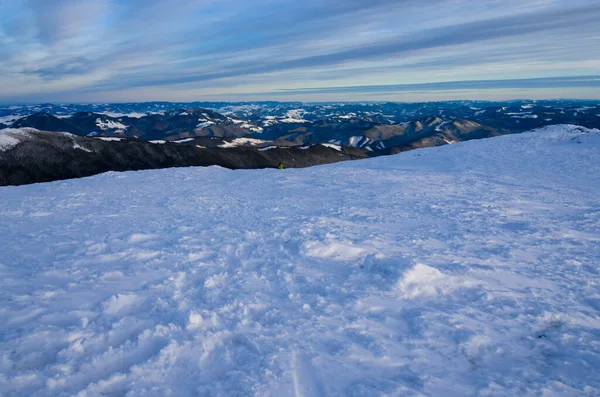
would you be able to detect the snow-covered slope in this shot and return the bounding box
[0,128,39,152]
[1,125,599,396]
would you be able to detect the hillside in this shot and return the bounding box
[0,129,367,186]
[0,125,599,396]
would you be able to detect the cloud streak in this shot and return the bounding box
[270,76,600,95]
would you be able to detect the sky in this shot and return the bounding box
[0,0,599,103]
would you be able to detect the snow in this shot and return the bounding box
[196,121,215,129]
[0,134,20,152]
[348,136,363,147]
[513,114,539,119]
[280,117,309,123]
[0,128,37,152]
[321,143,342,151]
[257,146,277,151]
[1,125,600,396]
[95,118,128,131]
[97,137,123,142]
[397,263,478,299]
[0,115,23,125]
[97,112,147,119]
[506,112,538,119]
[173,138,195,144]
[72,143,92,153]
[149,140,166,144]
[240,123,264,133]
[435,120,450,132]
[264,109,312,125]
[219,138,268,148]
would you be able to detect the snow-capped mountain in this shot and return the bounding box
[6,108,265,141]
[1,125,598,396]
[2,100,599,185]
[2,100,599,150]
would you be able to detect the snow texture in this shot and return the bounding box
[0,128,37,152]
[0,134,20,152]
[0,125,599,396]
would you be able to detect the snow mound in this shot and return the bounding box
[1,125,599,396]
[397,263,479,298]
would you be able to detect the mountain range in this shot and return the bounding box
[1,100,599,185]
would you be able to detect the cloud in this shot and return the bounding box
[25,0,108,45]
[0,0,598,102]
[77,2,599,89]
[268,76,600,95]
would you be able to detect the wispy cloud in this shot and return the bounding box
[0,0,598,102]
[270,76,600,95]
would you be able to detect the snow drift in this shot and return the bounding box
[0,125,599,396]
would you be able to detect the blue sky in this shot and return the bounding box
[0,0,599,103]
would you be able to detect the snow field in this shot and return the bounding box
[0,125,599,396]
